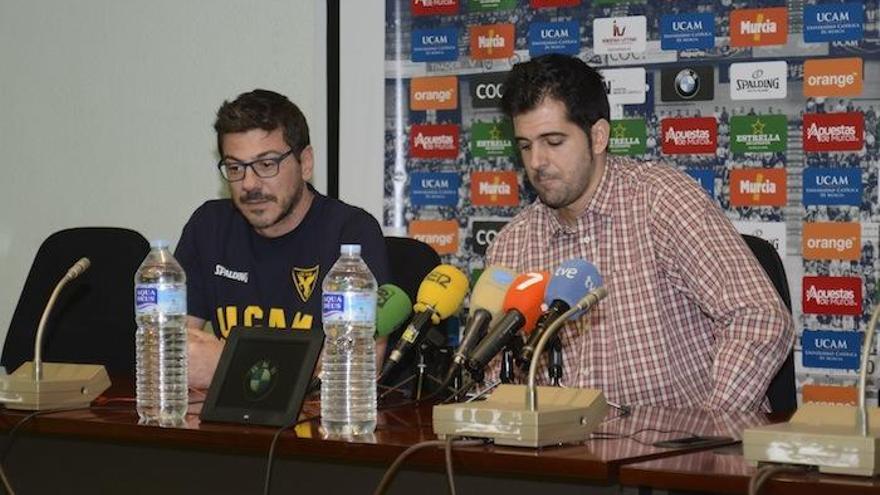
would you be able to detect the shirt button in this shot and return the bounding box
[581,236,591,244]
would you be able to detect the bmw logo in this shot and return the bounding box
[674,69,700,99]
[244,359,278,401]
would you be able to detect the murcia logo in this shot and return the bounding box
[731,7,788,47]
[292,265,319,303]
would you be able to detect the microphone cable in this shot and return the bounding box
[372,437,487,495]
[748,464,811,495]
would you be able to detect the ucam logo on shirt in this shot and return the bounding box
[803,112,864,152]
[660,117,716,154]
[802,168,862,206]
[730,7,788,47]
[802,276,862,316]
[470,171,518,206]
[593,16,646,54]
[411,0,459,16]
[731,220,786,260]
[470,24,514,60]
[802,222,861,261]
[729,168,786,207]
[411,28,459,62]
[660,13,714,51]
[528,21,580,56]
[600,67,646,105]
[802,330,862,370]
[410,124,459,159]
[409,172,461,207]
[729,61,787,100]
[410,76,458,111]
[804,2,864,43]
[803,58,863,98]
[409,220,460,255]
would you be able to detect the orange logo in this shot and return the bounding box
[470,24,515,60]
[729,168,786,206]
[470,171,519,206]
[410,76,458,111]
[802,384,858,406]
[730,7,788,47]
[803,222,861,261]
[409,220,459,255]
[803,58,863,97]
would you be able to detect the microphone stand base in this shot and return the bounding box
[432,384,608,448]
[743,404,880,476]
[0,362,111,411]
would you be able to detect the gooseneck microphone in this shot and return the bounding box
[34,257,91,380]
[380,264,469,380]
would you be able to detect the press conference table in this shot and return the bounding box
[0,382,874,495]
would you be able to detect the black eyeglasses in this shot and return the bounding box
[217,149,295,182]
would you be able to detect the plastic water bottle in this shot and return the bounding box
[321,244,378,436]
[134,240,188,427]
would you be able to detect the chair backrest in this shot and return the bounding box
[1,227,150,375]
[741,234,796,413]
[383,236,441,303]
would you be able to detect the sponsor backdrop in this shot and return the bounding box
[384,0,880,406]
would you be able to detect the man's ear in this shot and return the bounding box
[589,119,610,155]
[299,145,315,181]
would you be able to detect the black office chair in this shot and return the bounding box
[1,227,150,376]
[741,234,796,413]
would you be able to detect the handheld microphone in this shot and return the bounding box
[380,264,469,379]
[375,284,412,339]
[465,271,549,380]
[452,266,516,368]
[518,259,604,370]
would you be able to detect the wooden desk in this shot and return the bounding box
[0,384,769,495]
[619,444,880,494]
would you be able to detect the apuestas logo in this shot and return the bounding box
[470,24,515,60]
[469,72,505,108]
[730,7,788,47]
[470,219,509,256]
[660,13,715,51]
[410,76,458,111]
[409,220,460,255]
[802,276,862,316]
[729,168,786,207]
[411,27,459,62]
[470,171,519,206]
[528,21,579,56]
[411,0,459,16]
[803,58,863,97]
[802,167,862,206]
[660,117,716,154]
[803,112,864,152]
[802,222,861,261]
[804,3,864,43]
[802,330,861,370]
[410,124,459,159]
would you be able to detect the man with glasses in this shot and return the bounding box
[175,89,390,389]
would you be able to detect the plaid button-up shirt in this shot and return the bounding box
[486,156,793,411]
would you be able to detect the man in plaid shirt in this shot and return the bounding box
[487,54,793,411]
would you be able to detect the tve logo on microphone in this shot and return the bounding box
[804,2,863,42]
[470,24,515,60]
[730,168,786,207]
[731,7,788,47]
[469,72,505,108]
[411,0,459,16]
[802,168,862,206]
[803,58,862,97]
[410,124,459,159]
[409,220,460,255]
[803,112,864,152]
[660,117,717,154]
[660,13,714,51]
[470,218,509,256]
[409,172,461,207]
[802,330,862,370]
[411,28,459,62]
[410,76,458,111]
[802,222,861,261]
[470,171,518,206]
[528,21,579,56]
[802,276,862,316]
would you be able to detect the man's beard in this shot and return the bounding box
[238,182,303,230]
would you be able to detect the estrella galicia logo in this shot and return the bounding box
[685,168,714,197]
[469,72,505,109]
[804,3,863,43]
[802,168,861,206]
[528,21,579,56]
[802,330,861,370]
[411,27,459,62]
[410,172,461,207]
[245,359,279,401]
[660,13,714,51]
[660,66,714,102]
[470,219,508,256]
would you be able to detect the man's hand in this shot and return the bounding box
[187,328,223,390]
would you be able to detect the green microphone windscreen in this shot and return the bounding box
[376,283,413,338]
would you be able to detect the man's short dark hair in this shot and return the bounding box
[500,54,610,133]
[214,89,310,159]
